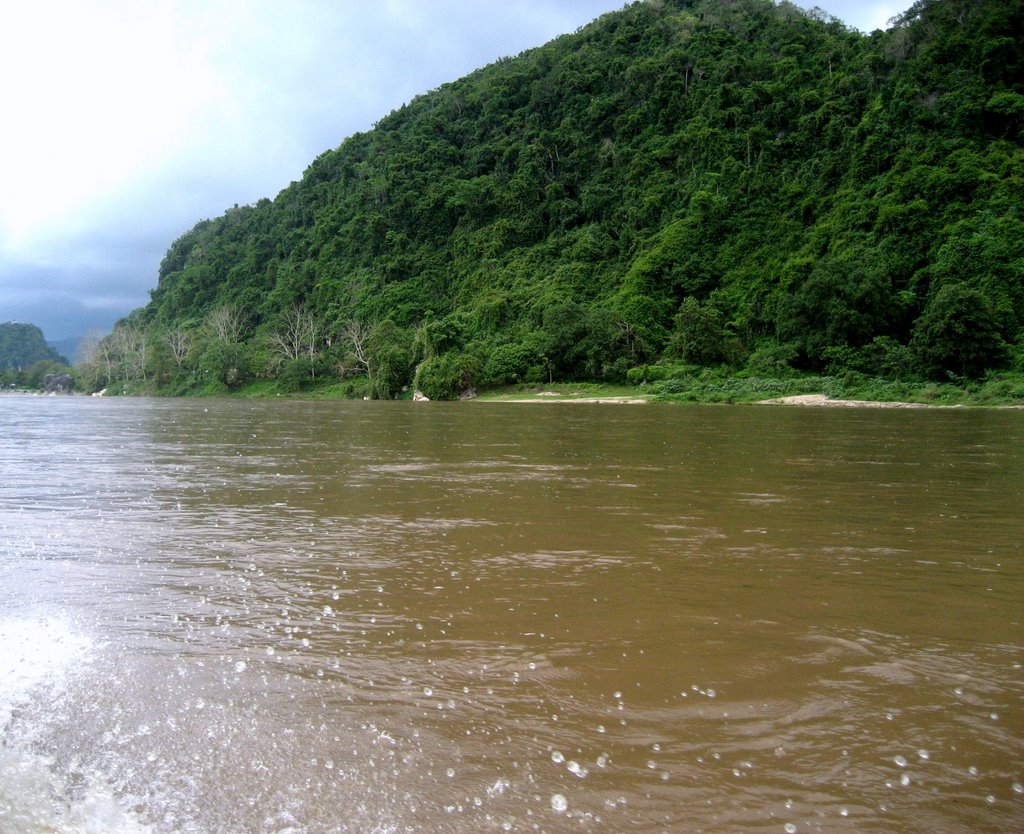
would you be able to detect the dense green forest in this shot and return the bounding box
[84,0,1023,400]
[0,322,69,387]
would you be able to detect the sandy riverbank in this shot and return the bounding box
[757,393,959,408]
[484,392,651,404]
[481,390,1024,408]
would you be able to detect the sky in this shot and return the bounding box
[0,0,910,344]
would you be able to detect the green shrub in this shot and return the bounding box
[415,352,480,400]
[483,343,535,385]
[199,342,254,389]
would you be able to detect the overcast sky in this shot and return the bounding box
[0,0,909,343]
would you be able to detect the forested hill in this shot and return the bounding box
[0,322,67,370]
[122,0,1022,398]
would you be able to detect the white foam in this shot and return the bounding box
[0,614,92,729]
[0,616,151,833]
[0,748,154,834]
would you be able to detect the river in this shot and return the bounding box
[0,395,1021,833]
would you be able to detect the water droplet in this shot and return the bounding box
[567,761,587,778]
[784,824,797,833]
[900,773,911,786]
[917,749,930,761]
[894,755,908,768]
[551,751,565,764]
[1012,782,1023,795]
[423,687,433,697]
[234,660,247,673]
[551,794,568,813]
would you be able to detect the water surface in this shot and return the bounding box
[1,396,1021,833]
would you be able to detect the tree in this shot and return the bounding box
[165,328,194,367]
[666,297,726,365]
[205,305,245,344]
[366,321,413,399]
[336,319,372,378]
[268,304,322,369]
[483,343,535,385]
[199,341,254,389]
[910,284,1009,379]
[111,325,148,383]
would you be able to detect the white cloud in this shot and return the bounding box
[0,1,222,249]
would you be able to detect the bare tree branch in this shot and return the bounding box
[165,328,194,367]
[205,305,244,344]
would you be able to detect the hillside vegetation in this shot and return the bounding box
[87,0,1023,400]
[0,322,69,386]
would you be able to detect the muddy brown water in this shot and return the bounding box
[1,395,1021,833]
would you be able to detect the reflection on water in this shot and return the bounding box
[1,395,1022,833]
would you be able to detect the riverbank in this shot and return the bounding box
[758,393,959,408]
[473,384,650,404]
[58,369,1024,409]
[472,374,1024,408]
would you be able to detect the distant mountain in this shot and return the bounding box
[109,0,1022,397]
[48,336,82,365]
[0,322,68,369]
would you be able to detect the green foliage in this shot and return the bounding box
[666,297,727,365]
[414,352,480,400]
[367,320,413,399]
[910,283,1009,379]
[117,0,1021,392]
[483,343,535,385]
[199,341,255,390]
[744,342,799,377]
[0,322,67,370]
[24,360,69,390]
[278,357,326,392]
